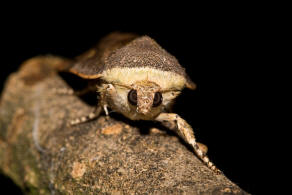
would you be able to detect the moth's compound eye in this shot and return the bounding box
[153,92,163,107]
[128,89,137,106]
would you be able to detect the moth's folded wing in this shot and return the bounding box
[70,32,139,79]
[185,74,197,90]
[69,50,104,79]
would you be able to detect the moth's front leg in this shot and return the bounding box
[99,83,118,116]
[70,106,103,125]
[70,83,117,125]
[155,113,221,174]
[101,83,130,116]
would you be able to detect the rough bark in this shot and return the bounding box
[0,56,249,194]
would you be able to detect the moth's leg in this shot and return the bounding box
[70,106,103,126]
[155,113,221,174]
[103,105,109,116]
[197,142,208,155]
[100,83,117,119]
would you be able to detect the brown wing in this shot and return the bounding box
[185,74,197,90]
[69,32,139,79]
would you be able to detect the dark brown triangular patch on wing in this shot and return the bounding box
[69,32,138,79]
[104,36,186,76]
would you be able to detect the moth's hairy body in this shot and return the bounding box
[60,32,221,174]
[103,67,186,90]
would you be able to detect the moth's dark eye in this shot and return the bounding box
[128,89,137,106]
[153,92,163,107]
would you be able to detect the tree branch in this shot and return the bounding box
[0,56,249,194]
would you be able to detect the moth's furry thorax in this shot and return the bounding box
[102,67,186,91]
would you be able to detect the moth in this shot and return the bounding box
[60,32,221,174]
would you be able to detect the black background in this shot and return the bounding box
[0,6,272,195]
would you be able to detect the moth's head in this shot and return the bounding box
[128,80,162,115]
[115,80,181,120]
